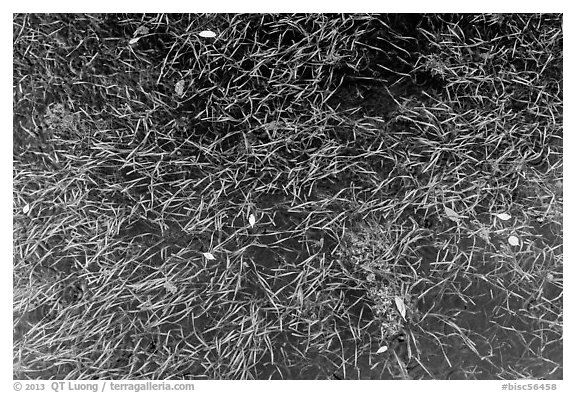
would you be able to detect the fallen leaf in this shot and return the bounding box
[22,204,30,214]
[444,206,460,222]
[507,235,520,246]
[248,214,256,228]
[495,212,512,221]
[199,30,217,38]
[175,79,186,97]
[202,252,216,260]
[129,37,141,45]
[376,345,388,354]
[394,296,406,320]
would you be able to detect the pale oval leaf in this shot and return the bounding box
[248,214,256,228]
[199,30,217,38]
[495,213,512,221]
[508,235,520,246]
[129,37,141,45]
[202,252,216,260]
[394,296,407,320]
[175,79,186,97]
[376,345,388,354]
[444,206,460,222]
[22,204,30,214]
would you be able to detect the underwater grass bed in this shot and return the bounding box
[13,13,562,379]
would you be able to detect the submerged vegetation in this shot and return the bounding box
[13,13,562,379]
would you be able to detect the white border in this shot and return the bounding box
[4,5,570,391]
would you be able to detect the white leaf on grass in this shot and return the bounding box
[202,252,216,260]
[375,345,388,354]
[444,206,460,222]
[248,214,256,228]
[507,235,520,246]
[495,212,512,221]
[199,30,217,38]
[175,79,186,97]
[394,296,406,320]
[129,26,149,46]
[22,204,30,214]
